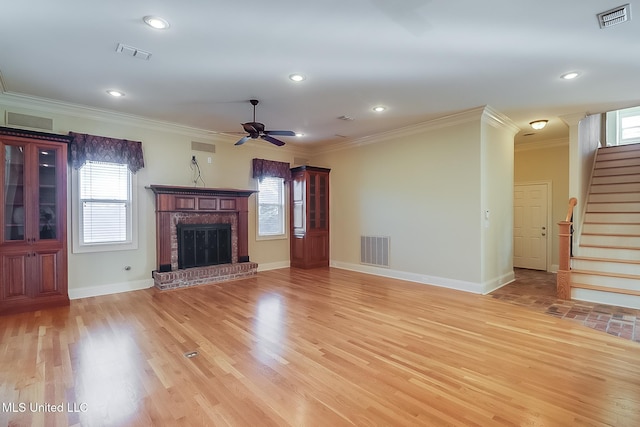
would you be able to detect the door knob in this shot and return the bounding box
[542,233,546,236]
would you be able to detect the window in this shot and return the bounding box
[72,160,137,252]
[606,106,640,146]
[257,176,286,238]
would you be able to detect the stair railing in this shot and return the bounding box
[557,197,577,299]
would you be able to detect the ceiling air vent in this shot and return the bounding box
[116,43,152,60]
[597,4,631,28]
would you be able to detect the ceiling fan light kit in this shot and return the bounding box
[234,99,295,146]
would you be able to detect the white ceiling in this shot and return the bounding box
[1,0,639,147]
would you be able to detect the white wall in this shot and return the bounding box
[0,93,306,297]
[570,113,601,245]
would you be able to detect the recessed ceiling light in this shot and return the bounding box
[289,73,306,82]
[106,90,125,97]
[295,133,305,137]
[561,72,579,80]
[373,106,386,112]
[143,16,170,30]
[530,120,548,130]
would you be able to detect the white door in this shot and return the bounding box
[514,183,548,270]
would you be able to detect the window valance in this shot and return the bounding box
[252,158,291,182]
[68,131,145,173]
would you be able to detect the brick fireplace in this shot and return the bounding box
[148,185,258,290]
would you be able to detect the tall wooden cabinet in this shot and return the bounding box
[290,166,330,269]
[1,127,69,315]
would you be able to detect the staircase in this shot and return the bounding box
[570,143,640,306]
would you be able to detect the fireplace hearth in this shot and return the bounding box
[148,185,258,290]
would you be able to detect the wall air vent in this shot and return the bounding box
[6,112,53,131]
[191,141,215,153]
[361,235,390,268]
[597,4,631,28]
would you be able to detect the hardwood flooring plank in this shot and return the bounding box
[1,267,640,426]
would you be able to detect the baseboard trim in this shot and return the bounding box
[330,261,485,294]
[481,271,516,295]
[68,279,154,300]
[257,261,290,272]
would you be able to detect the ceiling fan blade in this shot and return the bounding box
[235,136,250,146]
[264,130,296,136]
[261,135,286,146]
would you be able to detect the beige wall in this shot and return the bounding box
[0,95,303,296]
[1,95,519,297]
[311,107,518,293]
[514,141,569,270]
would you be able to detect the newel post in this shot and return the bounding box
[557,197,577,300]
[557,221,572,299]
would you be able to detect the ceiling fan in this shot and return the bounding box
[234,99,295,146]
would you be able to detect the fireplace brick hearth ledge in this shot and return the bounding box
[148,185,258,290]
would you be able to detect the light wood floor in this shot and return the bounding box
[1,268,639,426]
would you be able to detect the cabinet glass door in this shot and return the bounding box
[4,144,26,241]
[37,147,58,240]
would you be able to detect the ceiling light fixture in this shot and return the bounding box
[106,90,125,97]
[530,120,548,130]
[561,72,580,80]
[295,133,305,137]
[289,74,306,82]
[143,16,170,30]
[372,106,386,112]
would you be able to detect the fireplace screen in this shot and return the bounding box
[177,223,231,269]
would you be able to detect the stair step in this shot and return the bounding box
[580,233,640,247]
[593,165,640,176]
[591,174,640,185]
[582,222,640,234]
[571,269,640,291]
[598,143,640,155]
[589,182,640,193]
[596,158,640,168]
[588,192,640,203]
[572,257,640,275]
[597,149,640,162]
[576,245,640,261]
[586,201,640,212]
[584,212,640,223]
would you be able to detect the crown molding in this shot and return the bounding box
[312,106,493,155]
[482,105,520,135]
[0,92,310,156]
[515,137,568,152]
[559,112,587,127]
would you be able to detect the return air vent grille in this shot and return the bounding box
[360,235,390,267]
[6,112,53,131]
[597,4,631,28]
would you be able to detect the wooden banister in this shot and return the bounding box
[557,198,577,299]
[565,197,577,222]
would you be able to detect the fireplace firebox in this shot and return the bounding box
[177,223,231,269]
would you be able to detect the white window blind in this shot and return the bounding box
[258,176,285,236]
[79,161,131,244]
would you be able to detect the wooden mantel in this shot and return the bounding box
[148,185,256,272]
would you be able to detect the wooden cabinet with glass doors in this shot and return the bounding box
[1,127,68,315]
[290,166,330,269]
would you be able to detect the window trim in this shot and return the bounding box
[255,176,288,241]
[606,106,640,146]
[71,161,138,253]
